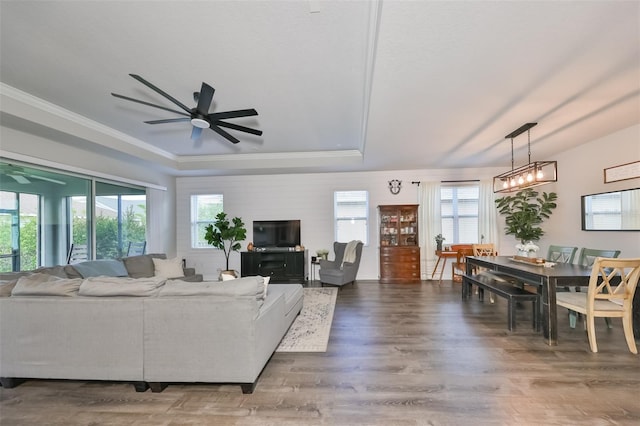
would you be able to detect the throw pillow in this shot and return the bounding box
[71,260,129,278]
[152,257,184,279]
[122,254,166,278]
[261,276,270,299]
[11,273,82,297]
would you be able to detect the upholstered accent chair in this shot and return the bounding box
[319,241,363,287]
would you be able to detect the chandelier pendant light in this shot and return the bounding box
[493,122,557,193]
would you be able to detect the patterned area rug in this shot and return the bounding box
[276,287,338,352]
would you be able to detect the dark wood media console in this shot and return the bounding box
[241,250,308,283]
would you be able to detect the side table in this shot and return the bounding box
[431,250,457,283]
[311,259,320,283]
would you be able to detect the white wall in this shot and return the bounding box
[538,124,640,258]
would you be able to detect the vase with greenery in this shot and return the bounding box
[495,188,557,253]
[204,212,247,275]
[435,234,445,251]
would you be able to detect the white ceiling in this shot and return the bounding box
[1,1,638,176]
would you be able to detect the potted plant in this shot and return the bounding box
[435,234,445,251]
[495,188,557,256]
[316,249,329,260]
[204,212,247,278]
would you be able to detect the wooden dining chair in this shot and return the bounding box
[451,244,473,282]
[546,245,578,264]
[556,257,640,354]
[471,243,498,302]
[567,248,622,329]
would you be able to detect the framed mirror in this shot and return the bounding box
[581,188,640,231]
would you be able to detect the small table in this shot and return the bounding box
[431,250,457,283]
[310,259,320,283]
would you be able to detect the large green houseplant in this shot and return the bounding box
[204,212,247,275]
[495,188,557,248]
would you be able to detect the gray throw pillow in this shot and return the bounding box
[72,260,129,278]
[122,253,166,278]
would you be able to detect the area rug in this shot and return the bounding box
[276,287,338,352]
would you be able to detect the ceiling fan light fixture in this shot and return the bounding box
[190,118,210,129]
[493,122,557,193]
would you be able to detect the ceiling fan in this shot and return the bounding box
[111,74,262,144]
[0,164,66,185]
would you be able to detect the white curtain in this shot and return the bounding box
[418,181,442,280]
[478,179,500,254]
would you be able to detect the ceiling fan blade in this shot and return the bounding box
[209,124,240,144]
[208,109,258,121]
[215,120,263,136]
[128,74,192,113]
[27,175,66,185]
[8,174,30,184]
[191,126,203,141]
[144,118,191,125]
[196,83,215,116]
[112,93,190,117]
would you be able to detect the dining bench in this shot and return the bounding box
[462,272,539,331]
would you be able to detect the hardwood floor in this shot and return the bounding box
[2,280,639,425]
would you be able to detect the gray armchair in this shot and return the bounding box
[318,241,363,287]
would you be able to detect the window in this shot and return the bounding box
[0,192,39,272]
[191,194,223,248]
[334,191,368,244]
[94,181,147,259]
[441,185,479,244]
[0,160,147,269]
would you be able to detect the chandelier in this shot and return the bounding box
[493,122,557,193]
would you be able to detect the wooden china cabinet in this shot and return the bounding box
[378,204,420,283]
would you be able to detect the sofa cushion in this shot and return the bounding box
[152,257,184,279]
[159,276,264,299]
[79,276,166,297]
[33,265,69,278]
[71,260,129,278]
[0,279,18,297]
[122,253,166,278]
[11,273,83,297]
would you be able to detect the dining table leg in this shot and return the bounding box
[541,277,558,345]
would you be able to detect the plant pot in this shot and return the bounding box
[436,242,443,252]
[220,270,238,281]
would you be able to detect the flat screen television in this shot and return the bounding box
[253,220,301,248]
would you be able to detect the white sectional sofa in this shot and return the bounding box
[0,258,303,394]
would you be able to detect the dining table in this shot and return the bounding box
[465,255,592,346]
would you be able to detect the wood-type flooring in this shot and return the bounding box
[1,280,639,425]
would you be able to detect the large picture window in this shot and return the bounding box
[334,190,368,244]
[441,185,479,244]
[191,194,224,248]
